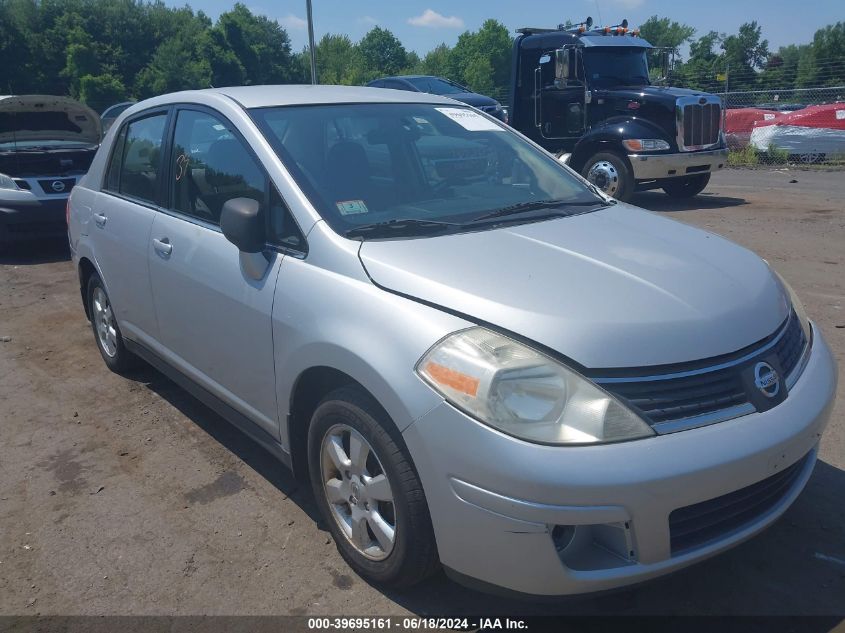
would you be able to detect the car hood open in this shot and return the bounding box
[0,95,101,146]
[358,205,790,369]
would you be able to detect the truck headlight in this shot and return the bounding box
[622,139,670,152]
[771,269,811,342]
[416,328,654,445]
[0,173,20,190]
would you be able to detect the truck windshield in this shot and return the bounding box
[250,103,604,239]
[583,48,650,87]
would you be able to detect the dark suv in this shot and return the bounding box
[366,75,507,123]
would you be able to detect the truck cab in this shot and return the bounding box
[510,19,728,201]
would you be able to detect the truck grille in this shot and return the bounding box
[669,451,811,554]
[594,310,808,431]
[678,99,722,150]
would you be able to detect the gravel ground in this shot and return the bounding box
[1,168,843,617]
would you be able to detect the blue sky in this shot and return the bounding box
[177,0,842,57]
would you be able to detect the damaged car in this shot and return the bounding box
[0,95,101,249]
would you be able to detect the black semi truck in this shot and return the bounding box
[509,19,728,201]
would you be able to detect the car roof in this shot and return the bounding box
[143,85,460,110]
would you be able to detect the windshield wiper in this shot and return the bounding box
[345,218,464,239]
[471,198,609,222]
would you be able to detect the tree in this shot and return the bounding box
[721,21,769,89]
[211,4,297,85]
[420,43,452,77]
[314,34,357,84]
[357,27,408,78]
[639,15,695,58]
[449,20,512,97]
[78,73,128,111]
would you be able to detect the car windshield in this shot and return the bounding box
[405,77,466,95]
[250,103,604,238]
[583,48,650,87]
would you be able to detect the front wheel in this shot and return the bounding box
[662,173,711,198]
[308,386,439,587]
[580,151,634,202]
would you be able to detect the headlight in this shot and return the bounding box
[771,269,811,341]
[622,139,670,152]
[416,328,655,445]
[0,173,20,190]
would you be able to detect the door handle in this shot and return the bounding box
[153,237,172,257]
[93,213,107,228]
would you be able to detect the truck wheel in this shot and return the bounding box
[662,174,711,198]
[581,152,634,202]
[308,386,439,587]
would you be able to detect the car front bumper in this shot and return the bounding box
[402,324,837,596]
[0,197,68,244]
[628,148,728,181]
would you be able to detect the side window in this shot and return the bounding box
[104,125,127,191]
[269,185,306,253]
[119,114,167,204]
[170,109,265,224]
[386,80,410,91]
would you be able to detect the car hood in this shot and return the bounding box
[358,205,790,369]
[0,95,101,146]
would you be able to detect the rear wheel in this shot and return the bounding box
[86,272,138,373]
[308,386,439,587]
[580,151,634,202]
[662,173,711,198]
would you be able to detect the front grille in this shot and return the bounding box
[597,311,807,429]
[37,178,75,195]
[682,102,721,149]
[669,452,811,554]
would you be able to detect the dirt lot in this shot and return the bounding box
[1,168,844,617]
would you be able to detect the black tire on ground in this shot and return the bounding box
[662,173,711,198]
[307,386,439,587]
[580,151,635,202]
[85,272,139,374]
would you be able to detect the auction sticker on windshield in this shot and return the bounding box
[336,200,369,215]
[436,107,503,132]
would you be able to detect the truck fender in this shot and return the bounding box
[571,116,668,171]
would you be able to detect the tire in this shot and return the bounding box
[662,173,711,198]
[307,386,439,587]
[86,272,138,374]
[580,151,634,202]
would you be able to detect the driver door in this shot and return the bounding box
[535,47,586,139]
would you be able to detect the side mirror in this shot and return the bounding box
[555,49,581,83]
[554,49,568,81]
[220,197,265,253]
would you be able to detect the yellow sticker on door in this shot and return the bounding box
[336,200,369,215]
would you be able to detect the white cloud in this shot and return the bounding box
[358,16,378,26]
[407,9,464,29]
[280,14,307,30]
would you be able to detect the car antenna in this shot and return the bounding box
[593,0,603,28]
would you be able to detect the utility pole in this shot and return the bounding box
[306,0,317,84]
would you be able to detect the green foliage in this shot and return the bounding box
[0,1,840,111]
[78,73,127,108]
[727,145,759,167]
[357,26,408,79]
[639,15,695,58]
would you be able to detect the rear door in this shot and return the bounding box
[92,109,170,344]
[146,106,285,438]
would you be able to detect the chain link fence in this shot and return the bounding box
[721,86,845,166]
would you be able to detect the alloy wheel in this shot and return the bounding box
[320,424,396,560]
[92,286,117,358]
